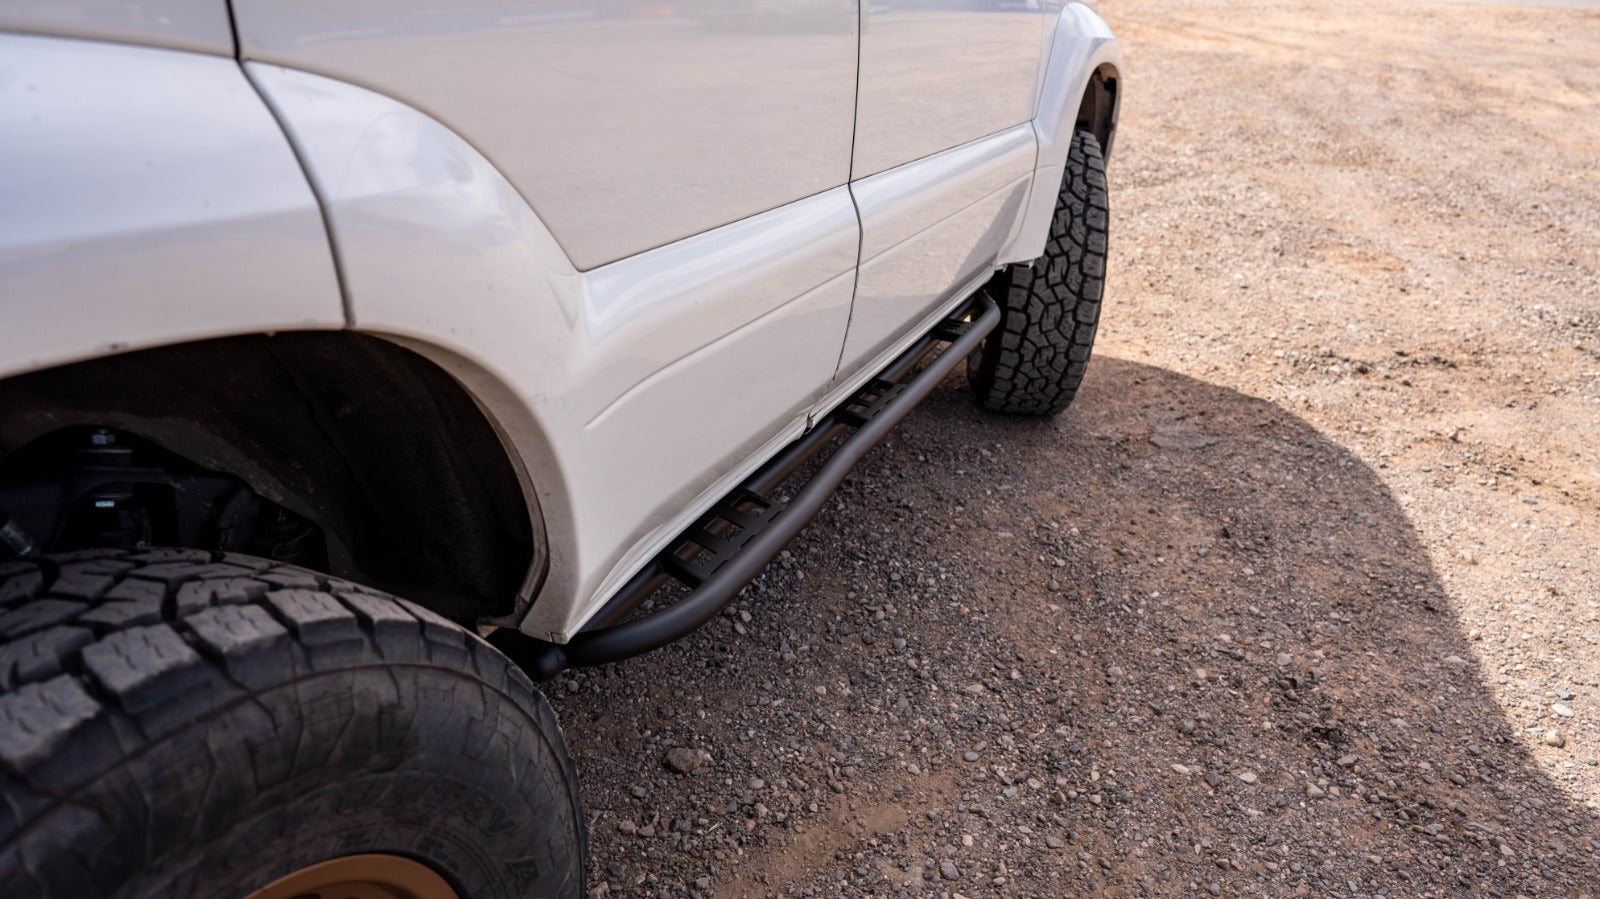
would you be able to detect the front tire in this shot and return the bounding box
[968,129,1109,416]
[0,549,584,899]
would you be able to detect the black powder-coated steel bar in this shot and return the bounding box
[498,294,999,679]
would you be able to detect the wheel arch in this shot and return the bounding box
[0,330,546,624]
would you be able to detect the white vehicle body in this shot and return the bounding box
[0,0,1119,642]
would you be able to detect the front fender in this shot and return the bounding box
[998,3,1121,266]
[0,33,345,380]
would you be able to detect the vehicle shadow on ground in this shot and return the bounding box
[551,356,1599,897]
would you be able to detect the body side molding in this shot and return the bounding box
[837,124,1036,378]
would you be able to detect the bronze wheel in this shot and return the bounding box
[244,854,460,899]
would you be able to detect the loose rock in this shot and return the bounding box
[663,747,710,775]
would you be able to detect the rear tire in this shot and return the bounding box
[0,549,584,899]
[968,129,1109,416]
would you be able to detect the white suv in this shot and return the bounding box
[0,2,1119,895]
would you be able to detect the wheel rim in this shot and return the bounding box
[243,854,461,899]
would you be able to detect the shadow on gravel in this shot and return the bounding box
[550,356,1600,897]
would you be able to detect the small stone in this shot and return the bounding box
[1171,764,1190,775]
[1543,729,1566,748]
[663,747,710,774]
[1237,771,1258,784]
[1207,883,1222,896]
[1276,652,1293,668]
[1045,835,1065,849]
[1552,703,1575,718]
[1443,655,1469,667]
[1306,784,1326,799]
[1336,754,1359,767]
[940,860,960,881]
[1149,426,1219,451]
[964,751,981,762]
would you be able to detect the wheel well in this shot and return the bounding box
[1075,64,1120,159]
[0,332,542,623]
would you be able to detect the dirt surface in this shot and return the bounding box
[550,1,1600,895]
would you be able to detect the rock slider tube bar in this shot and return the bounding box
[496,293,1000,680]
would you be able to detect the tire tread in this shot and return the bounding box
[0,549,586,898]
[970,129,1110,416]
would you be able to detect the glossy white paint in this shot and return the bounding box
[853,125,1036,263]
[0,4,1120,641]
[579,194,856,426]
[0,0,234,55]
[247,63,857,641]
[997,2,1121,266]
[837,125,1036,376]
[0,34,343,382]
[853,0,1048,179]
[232,0,860,271]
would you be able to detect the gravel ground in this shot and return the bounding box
[550,1,1600,895]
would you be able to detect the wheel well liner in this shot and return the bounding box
[0,332,541,622]
[1075,64,1120,160]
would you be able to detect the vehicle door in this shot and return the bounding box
[837,0,1052,377]
[235,1,860,272]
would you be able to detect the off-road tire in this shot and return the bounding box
[0,548,585,899]
[968,129,1109,415]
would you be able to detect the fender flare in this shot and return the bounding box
[999,5,1122,267]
